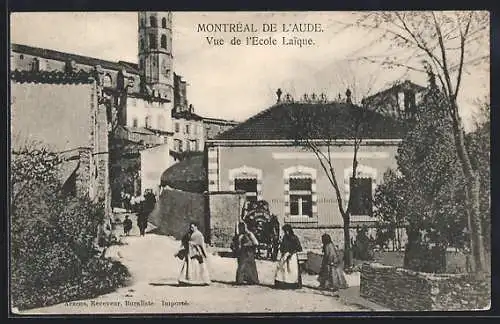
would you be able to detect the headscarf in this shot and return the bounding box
[282,224,294,236]
[321,233,333,246]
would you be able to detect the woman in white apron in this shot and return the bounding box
[274,224,303,289]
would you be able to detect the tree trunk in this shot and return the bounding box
[451,113,487,275]
[466,175,487,275]
[343,214,352,268]
[396,228,401,251]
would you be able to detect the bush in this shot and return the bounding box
[11,147,130,310]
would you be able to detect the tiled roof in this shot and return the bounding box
[12,43,139,74]
[172,110,204,121]
[215,102,407,141]
[202,116,240,125]
[123,126,157,135]
[10,69,96,84]
[160,153,206,193]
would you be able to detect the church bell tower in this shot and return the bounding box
[138,12,174,101]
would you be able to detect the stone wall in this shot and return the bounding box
[207,191,246,248]
[95,98,111,217]
[149,189,206,240]
[76,148,93,198]
[293,227,373,251]
[360,263,491,311]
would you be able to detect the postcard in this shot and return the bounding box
[9,11,491,315]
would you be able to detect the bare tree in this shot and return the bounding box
[287,67,401,266]
[343,11,489,274]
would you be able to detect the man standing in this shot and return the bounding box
[137,189,156,237]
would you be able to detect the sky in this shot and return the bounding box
[10,12,490,130]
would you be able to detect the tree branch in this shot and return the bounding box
[454,12,474,100]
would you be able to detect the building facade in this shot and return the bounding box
[170,73,205,156]
[11,70,111,215]
[203,117,240,140]
[10,11,239,201]
[363,80,426,119]
[206,95,407,248]
[140,142,175,195]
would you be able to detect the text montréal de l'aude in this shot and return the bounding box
[199,23,323,48]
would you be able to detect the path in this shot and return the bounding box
[19,213,370,314]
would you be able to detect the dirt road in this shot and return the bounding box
[19,214,366,314]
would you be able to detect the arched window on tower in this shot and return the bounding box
[161,35,167,49]
[150,16,157,27]
[149,34,157,49]
[162,17,167,28]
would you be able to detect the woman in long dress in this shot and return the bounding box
[318,233,348,291]
[232,221,260,285]
[274,224,303,289]
[176,222,211,286]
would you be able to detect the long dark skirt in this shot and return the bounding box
[236,247,259,285]
[318,264,348,291]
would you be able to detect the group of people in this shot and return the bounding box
[174,221,348,292]
[121,189,157,237]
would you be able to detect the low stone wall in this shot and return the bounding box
[149,189,206,240]
[207,191,246,248]
[360,263,491,311]
[293,227,357,250]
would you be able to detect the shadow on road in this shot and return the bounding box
[211,279,279,290]
[149,282,181,287]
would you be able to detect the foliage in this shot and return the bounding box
[466,102,490,250]
[11,145,130,310]
[346,10,489,273]
[398,90,468,248]
[352,226,375,260]
[109,138,141,201]
[374,80,490,269]
[373,169,406,250]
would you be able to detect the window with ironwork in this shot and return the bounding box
[162,17,167,28]
[289,178,313,217]
[132,118,138,128]
[349,177,373,216]
[235,178,258,201]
